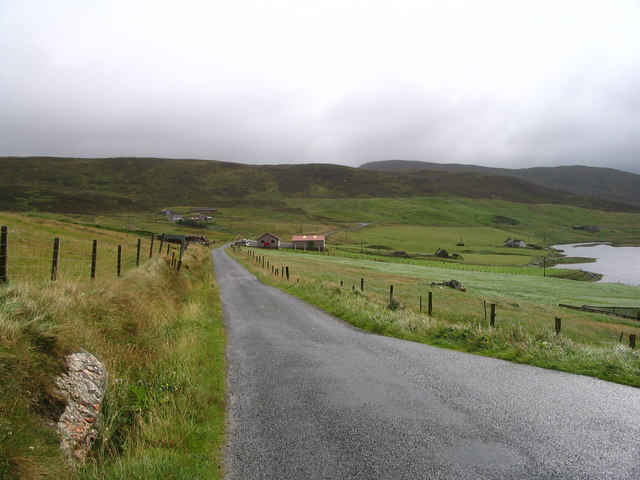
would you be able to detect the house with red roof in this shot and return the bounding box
[292,234,325,251]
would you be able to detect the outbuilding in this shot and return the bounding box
[292,234,325,251]
[504,238,527,248]
[257,233,280,249]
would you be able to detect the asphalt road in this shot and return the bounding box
[213,247,640,480]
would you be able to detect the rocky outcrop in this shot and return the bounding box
[430,279,467,292]
[55,350,108,464]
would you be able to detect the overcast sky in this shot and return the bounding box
[1,0,640,173]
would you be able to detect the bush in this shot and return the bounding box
[387,297,403,311]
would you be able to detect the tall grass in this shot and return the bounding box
[0,245,225,479]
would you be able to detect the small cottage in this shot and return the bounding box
[292,234,325,251]
[257,233,280,249]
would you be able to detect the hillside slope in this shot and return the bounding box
[0,156,635,213]
[360,160,640,208]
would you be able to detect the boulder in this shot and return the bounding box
[430,279,467,292]
[55,350,108,464]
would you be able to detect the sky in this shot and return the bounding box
[1,0,640,173]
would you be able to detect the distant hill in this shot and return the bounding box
[360,160,640,208]
[0,156,636,214]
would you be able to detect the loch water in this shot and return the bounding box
[552,243,640,285]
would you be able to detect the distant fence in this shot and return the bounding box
[0,225,187,285]
[559,303,640,321]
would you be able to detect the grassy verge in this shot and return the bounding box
[0,244,225,479]
[232,248,640,387]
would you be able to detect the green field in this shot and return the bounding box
[235,248,640,345]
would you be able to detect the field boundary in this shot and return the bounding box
[0,225,189,284]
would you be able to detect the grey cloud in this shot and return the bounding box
[1,0,640,175]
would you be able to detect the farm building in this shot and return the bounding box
[235,238,257,247]
[292,234,325,251]
[157,234,209,245]
[257,233,280,249]
[504,238,527,248]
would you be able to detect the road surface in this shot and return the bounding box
[213,247,640,479]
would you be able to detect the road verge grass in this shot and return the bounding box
[0,245,225,480]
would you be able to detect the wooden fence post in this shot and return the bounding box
[389,285,394,301]
[630,334,636,349]
[91,240,98,279]
[117,245,122,277]
[419,295,423,312]
[0,226,7,284]
[286,266,290,280]
[136,239,141,267]
[51,237,60,281]
[158,233,165,254]
[149,234,154,259]
[620,332,624,343]
[361,278,364,291]
[490,304,496,327]
[428,291,433,316]
[555,316,561,336]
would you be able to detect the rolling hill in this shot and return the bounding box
[360,160,640,208]
[0,156,637,214]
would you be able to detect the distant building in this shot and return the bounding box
[235,238,257,247]
[504,238,527,248]
[257,233,280,249]
[159,234,209,245]
[168,214,184,223]
[292,234,325,251]
[434,248,449,258]
[190,215,213,222]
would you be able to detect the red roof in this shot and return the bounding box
[292,235,325,241]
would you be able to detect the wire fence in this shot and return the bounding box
[0,225,186,285]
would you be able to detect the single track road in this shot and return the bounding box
[213,247,640,480]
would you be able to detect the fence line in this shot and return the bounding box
[0,226,188,285]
